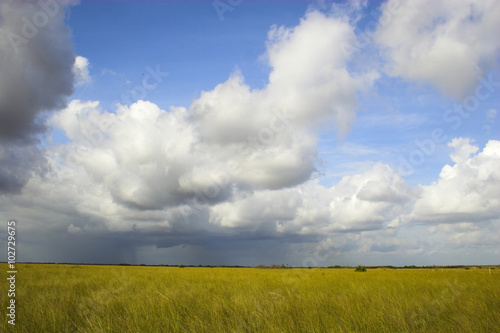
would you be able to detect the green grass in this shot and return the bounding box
[1,264,499,332]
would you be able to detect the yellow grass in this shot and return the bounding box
[1,263,499,332]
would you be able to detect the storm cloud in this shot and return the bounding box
[0,0,76,193]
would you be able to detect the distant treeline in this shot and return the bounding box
[2,262,498,269]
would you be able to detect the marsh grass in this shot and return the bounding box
[1,263,499,332]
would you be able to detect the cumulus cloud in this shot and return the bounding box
[2,132,498,264]
[47,10,376,212]
[411,139,500,223]
[264,10,378,134]
[375,0,500,99]
[210,162,414,236]
[52,99,205,211]
[275,163,414,235]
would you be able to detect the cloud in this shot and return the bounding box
[0,8,387,263]
[264,10,378,134]
[67,223,82,234]
[51,99,200,211]
[0,0,75,142]
[375,0,500,99]
[1,132,498,265]
[0,0,75,193]
[73,55,91,86]
[0,143,48,194]
[209,162,414,237]
[47,10,376,212]
[410,139,500,223]
[274,163,414,235]
[448,137,478,164]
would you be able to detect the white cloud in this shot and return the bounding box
[46,10,378,213]
[298,163,413,233]
[209,163,414,235]
[375,0,500,99]
[73,56,91,86]
[264,10,378,135]
[448,137,478,164]
[411,139,500,222]
[52,99,200,211]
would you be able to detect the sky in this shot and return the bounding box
[0,0,499,267]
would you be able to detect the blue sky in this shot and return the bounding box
[1,0,499,266]
[69,1,311,108]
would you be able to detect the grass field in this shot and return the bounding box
[1,263,499,332]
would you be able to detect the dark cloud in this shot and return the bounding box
[0,1,75,141]
[0,0,75,142]
[0,143,47,194]
[18,229,137,264]
[0,0,75,192]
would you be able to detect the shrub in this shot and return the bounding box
[178,265,185,268]
[355,265,367,272]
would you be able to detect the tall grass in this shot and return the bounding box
[1,263,499,332]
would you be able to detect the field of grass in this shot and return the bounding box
[1,263,499,332]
